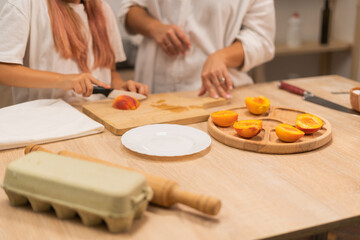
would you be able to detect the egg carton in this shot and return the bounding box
[2,152,153,233]
[4,189,148,232]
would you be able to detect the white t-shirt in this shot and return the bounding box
[0,0,126,104]
[119,0,275,93]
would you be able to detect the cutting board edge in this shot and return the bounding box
[82,107,119,134]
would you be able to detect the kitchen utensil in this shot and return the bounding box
[121,124,211,157]
[25,145,222,216]
[82,91,228,135]
[350,87,360,112]
[2,151,152,233]
[208,106,332,154]
[331,91,350,94]
[279,81,360,115]
[92,86,147,100]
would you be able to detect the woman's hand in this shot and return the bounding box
[58,73,111,97]
[198,52,233,99]
[125,6,190,56]
[198,41,245,99]
[150,23,191,56]
[118,80,149,96]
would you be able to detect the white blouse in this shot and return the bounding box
[0,0,126,104]
[119,0,275,93]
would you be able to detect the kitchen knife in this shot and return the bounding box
[279,81,360,116]
[92,86,147,101]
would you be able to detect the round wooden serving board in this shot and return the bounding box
[207,106,332,154]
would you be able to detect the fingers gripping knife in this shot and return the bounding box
[25,145,222,216]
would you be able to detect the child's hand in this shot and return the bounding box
[59,73,111,97]
[118,80,149,96]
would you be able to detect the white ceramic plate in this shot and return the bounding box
[121,124,211,157]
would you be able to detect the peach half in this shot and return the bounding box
[245,96,270,115]
[295,114,323,134]
[233,120,262,139]
[112,95,140,110]
[211,110,238,127]
[275,124,304,143]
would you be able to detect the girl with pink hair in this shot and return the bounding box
[0,0,148,105]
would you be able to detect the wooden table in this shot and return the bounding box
[1,75,360,240]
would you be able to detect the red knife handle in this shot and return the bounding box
[279,81,306,96]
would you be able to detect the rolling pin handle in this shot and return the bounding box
[170,186,221,216]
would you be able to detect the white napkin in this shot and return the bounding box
[0,99,104,150]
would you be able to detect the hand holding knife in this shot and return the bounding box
[92,86,147,101]
[278,81,360,116]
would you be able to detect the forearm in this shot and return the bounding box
[110,67,124,89]
[125,6,161,37]
[0,63,62,88]
[213,41,245,69]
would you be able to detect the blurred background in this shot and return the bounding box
[0,0,358,80]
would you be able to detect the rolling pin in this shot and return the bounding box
[25,145,221,216]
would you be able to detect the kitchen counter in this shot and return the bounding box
[1,75,360,240]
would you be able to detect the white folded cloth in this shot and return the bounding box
[0,99,104,150]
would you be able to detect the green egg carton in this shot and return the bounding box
[1,152,153,233]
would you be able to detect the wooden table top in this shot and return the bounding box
[1,75,360,240]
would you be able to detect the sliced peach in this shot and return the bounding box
[233,120,262,138]
[211,110,238,127]
[275,124,304,143]
[245,96,270,115]
[295,114,323,134]
[112,95,140,110]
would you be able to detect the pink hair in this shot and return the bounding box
[47,0,115,72]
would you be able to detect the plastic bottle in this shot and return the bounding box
[286,12,302,48]
[320,0,331,44]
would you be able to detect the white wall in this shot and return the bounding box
[268,0,358,82]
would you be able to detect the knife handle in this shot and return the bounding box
[279,81,305,96]
[92,86,113,97]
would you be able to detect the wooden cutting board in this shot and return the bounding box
[82,91,228,135]
[207,106,332,154]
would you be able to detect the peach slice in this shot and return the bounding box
[211,110,238,127]
[275,124,304,143]
[295,114,323,134]
[112,95,140,110]
[245,96,270,115]
[233,120,262,138]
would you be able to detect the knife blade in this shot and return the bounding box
[92,86,147,101]
[279,81,360,116]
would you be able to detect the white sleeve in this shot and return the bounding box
[0,1,30,65]
[236,0,275,72]
[102,1,126,63]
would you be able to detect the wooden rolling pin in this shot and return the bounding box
[25,145,221,216]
